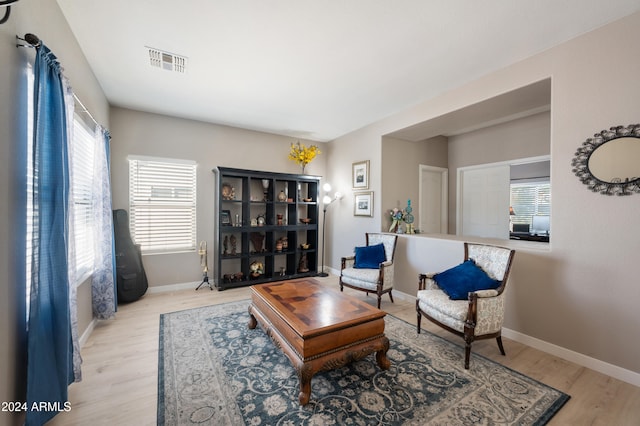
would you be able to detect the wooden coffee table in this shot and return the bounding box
[248,278,390,405]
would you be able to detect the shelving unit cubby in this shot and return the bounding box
[214,167,320,290]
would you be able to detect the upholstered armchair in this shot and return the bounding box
[416,242,515,369]
[340,233,398,309]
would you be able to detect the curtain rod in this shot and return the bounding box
[73,94,101,129]
[17,32,105,131]
[0,0,19,25]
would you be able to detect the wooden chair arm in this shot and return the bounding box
[418,273,436,290]
[376,260,393,287]
[341,255,355,270]
[466,292,479,327]
[474,289,499,298]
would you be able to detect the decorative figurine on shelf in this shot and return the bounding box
[250,232,264,253]
[261,179,270,201]
[221,183,235,200]
[257,214,266,226]
[298,253,309,273]
[277,214,283,225]
[223,235,229,256]
[278,190,287,202]
[230,235,237,255]
[281,237,288,249]
[404,199,415,234]
[389,207,405,233]
[250,261,264,279]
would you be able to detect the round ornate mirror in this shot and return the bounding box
[571,124,640,195]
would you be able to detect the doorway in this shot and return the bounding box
[419,165,448,234]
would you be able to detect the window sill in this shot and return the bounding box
[75,270,93,288]
[142,248,196,256]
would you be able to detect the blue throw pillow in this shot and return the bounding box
[354,243,387,269]
[433,259,499,300]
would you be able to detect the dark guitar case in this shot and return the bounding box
[113,209,148,303]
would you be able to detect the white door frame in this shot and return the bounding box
[419,165,448,234]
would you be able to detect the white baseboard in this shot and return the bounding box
[392,288,640,388]
[324,266,341,277]
[501,328,640,388]
[79,318,96,348]
[146,281,203,293]
[390,289,415,302]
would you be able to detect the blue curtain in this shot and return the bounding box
[26,44,74,426]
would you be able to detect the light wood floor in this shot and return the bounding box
[49,276,640,425]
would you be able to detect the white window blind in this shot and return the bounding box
[510,181,551,226]
[72,118,96,277]
[128,157,197,254]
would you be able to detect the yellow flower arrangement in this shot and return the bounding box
[288,141,320,173]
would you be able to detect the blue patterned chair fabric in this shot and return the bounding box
[416,242,515,369]
[340,233,398,308]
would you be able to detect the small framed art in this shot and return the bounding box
[220,210,232,226]
[354,191,373,217]
[352,160,369,190]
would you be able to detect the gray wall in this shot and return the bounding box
[326,12,640,378]
[381,135,448,233]
[1,1,109,425]
[109,107,328,288]
[447,111,550,234]
[381,110,550,237]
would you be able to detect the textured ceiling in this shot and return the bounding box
[57,1,640,142]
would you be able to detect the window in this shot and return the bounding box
[28,114,98,286]
[71,118,96,279]
[510,181,551,230]
[128,157,197,254]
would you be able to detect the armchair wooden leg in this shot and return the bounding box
[416,307,422,334]
[496,336,506,356]
[463,322,474,369]
[388,291,394,304]
[376,296,381,309]
[464,343,471,369]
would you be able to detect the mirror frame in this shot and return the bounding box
[571,124,640,196]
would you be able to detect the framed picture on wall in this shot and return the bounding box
[352,160,369,190]
[354,191,373,217]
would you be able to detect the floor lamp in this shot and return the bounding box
[318,183,342,277]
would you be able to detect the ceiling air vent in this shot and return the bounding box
[147,47,187,74]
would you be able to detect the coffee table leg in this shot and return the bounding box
[248,307,257,329]
[297,364,313,405]
[376,337,391,370]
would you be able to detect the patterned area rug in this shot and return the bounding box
[158,300,569,425]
